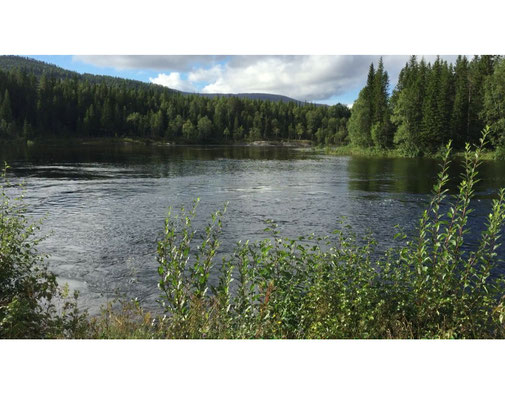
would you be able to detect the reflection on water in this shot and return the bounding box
[347,156,505,197]
[1,140,505,313]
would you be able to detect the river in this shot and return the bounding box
[2,140,505,313]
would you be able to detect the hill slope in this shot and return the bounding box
[182,92,321,106]
[0,56,321,105]
[0,56,179,93]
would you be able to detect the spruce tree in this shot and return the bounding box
[450,56,470,147]
[482,57,505,148]
[366,62,375,123]
[421,58,444,151]
[370,58,391,148]
[348,62,378,147]
[0,89,13,123]
[468,55,496,144]
[437,60,454,145]
[391,58,417,154]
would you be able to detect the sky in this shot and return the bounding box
[28,55,462,106]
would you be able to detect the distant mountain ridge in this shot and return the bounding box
[0,55,324,106]
[0,55,78,79]
[0,55,179,93]
[180,92,324,106]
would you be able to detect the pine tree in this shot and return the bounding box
[482,57,505,148]
[348,62,377,147]
[421,58,445,151]
[83,104,96,136]
[366,63,375,124]
[100,98,114,134]
[468,55,497,144]
[22,119,34,139]
[436,60,453,145]
[370,58,392,148]
[0,89,13,122]
[391,57,418,154]
[450,56,470,147]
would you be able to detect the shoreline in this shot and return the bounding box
[3,136,315,148]
[2,136,503,160]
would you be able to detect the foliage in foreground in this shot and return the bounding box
[2,129,505,339]
[93,129,505,339]
[0,166,88,338]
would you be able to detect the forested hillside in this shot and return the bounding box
[0,56,350,143]
[1,55,505,154]
[0,56,178,93]
[0,56,319,105]
[349,55,505,155]
[190,92,319,106]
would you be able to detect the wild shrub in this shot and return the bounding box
[0,165,88,338]
[155,128,505,338]
[2,126,504,339]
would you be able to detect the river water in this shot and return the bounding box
[2,141,505,313]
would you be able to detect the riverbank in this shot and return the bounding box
[321,144,502,160]
[7,136,314,149]
[2,135,505,339]
[2,136,504,160]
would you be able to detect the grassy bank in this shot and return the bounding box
[322,144,407,158]
[1,133,505,339]
[322,143,502,160]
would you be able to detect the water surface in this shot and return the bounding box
[2,141,505,313]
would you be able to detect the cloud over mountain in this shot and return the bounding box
[76,55,461,103]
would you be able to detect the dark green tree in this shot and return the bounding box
[450,56,470,147]
[0,89,13,122]
[182,119,197,140]
[370,58,392,148]
[197,116,213,141]
[420,58,446,151]
[482,57,505,148]
[348,87,372,147]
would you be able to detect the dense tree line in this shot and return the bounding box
[2,55,505,154]
[348,58,392,149]
[0,63,350,144]
[350,55,505,155]
[0,56,177,93]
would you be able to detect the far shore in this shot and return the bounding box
[3,137,503,160]
[10,136,315,149]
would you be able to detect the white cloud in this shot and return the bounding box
[73,55,228,71]
[149,72,196,92]
[188,65,224,83]
[195,55,461,102]
[78,55,467,102]
[197,56,375,101]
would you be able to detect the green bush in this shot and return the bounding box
[0,165,88,338]
[2,127,505,339]
[154,128,505,338]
